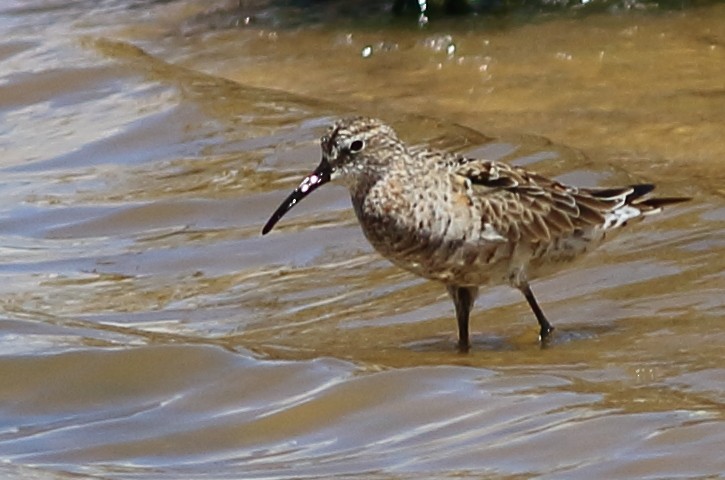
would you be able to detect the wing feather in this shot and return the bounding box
[454,159,637,243]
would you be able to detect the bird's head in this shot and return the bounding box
[262,117,400,234]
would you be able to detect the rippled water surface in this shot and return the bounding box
[1,1,724,478]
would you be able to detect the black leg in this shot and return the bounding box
[518,281,554,341]
[446,285,478,352]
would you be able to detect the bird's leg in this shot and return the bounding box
[446,285,478,352]
[517,281,554,341]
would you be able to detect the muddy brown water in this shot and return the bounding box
[1,1,723,478]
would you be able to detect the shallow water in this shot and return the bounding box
[0,1,724,479]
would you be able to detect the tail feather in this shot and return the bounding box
[633,195,691,214]
[600,184,690,230]
[626,183,656,202]
[589,184,654,202]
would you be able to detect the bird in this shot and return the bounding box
[262,117,689,351]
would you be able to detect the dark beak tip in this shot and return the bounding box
[261,211,283,235]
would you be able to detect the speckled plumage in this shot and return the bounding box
[263,117,689,350]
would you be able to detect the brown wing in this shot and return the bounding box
[454,160,643,243]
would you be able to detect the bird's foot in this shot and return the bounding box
[457,339,471,354]
[539,325,555,345]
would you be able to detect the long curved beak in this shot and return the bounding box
[261,159,332,235]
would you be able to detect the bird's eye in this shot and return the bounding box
[349,139,365,153]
